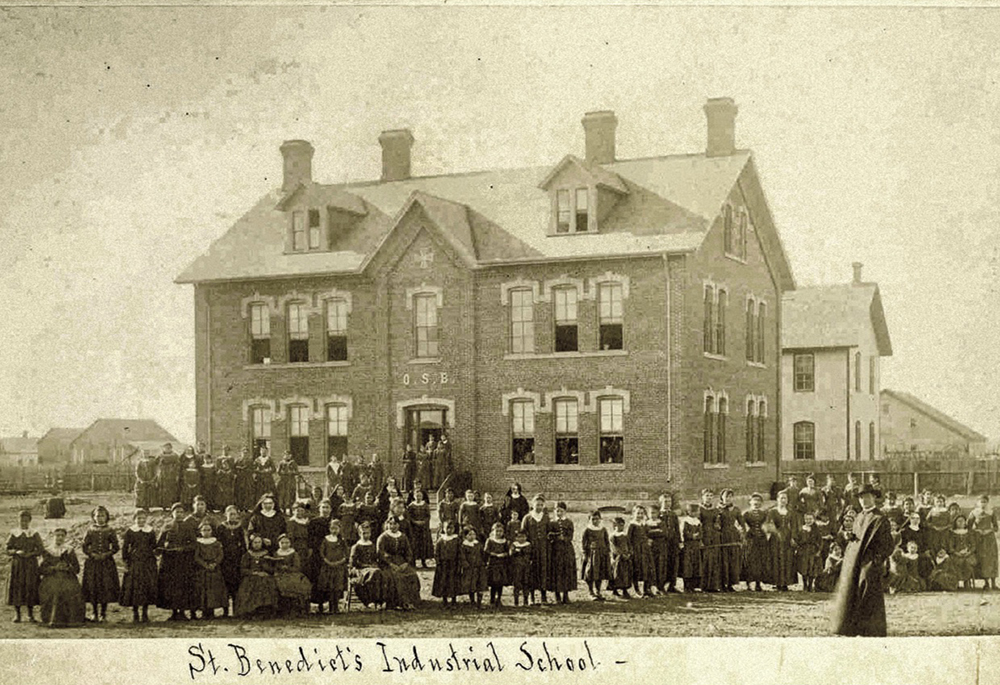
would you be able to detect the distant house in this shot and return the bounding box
[880,389,989,457]
[37,427,85,465]
[0,432,40,466]
[781,263,893,461]
[69,419,178,464]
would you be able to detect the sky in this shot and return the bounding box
[1,6,999,445]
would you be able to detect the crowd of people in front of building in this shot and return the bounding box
[5,445,999,627]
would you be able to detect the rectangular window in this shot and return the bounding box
[249,303,271,364]
[556,190,571,233]
[287,302,309,363]
[326,405,348,461]
[308,209,321,250]
[715,289,727,357]
[703,286,714,354]
[414,293,439,358]
[855,352,862,392]
[575,188,589,232]
[756,302,766,364]
[756,402,766,463]
[745,401,756,462]
[509,288,535,354]
[745,300,755,362]
[289,405,310,465]
[326,298,348,362]
[716,397,727,464]
[723,205,734,255]
[292,211,306,252]
[553,287,578,353]
[869,422,876,460]
[793,421,814,460]
[511,400,535,465]
[251,406,272,455]
[703,396,715,464]
[598,397,624,464]
[598,282,623,351]
[869,356,876,395]
[554,399,579,465]
[793,353,814,392]
[855,420,862,461]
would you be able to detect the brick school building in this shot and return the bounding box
[176,98,795,501]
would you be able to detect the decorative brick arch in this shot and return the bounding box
[395,396,456,428]
[318,394,353,420]
[241,397,276,422]
[277,291,317,316]
[587,272,631,300]
[500,388,543,415]
[588,386,631,413]
[240,294,278,318]
[500,279,543,305]
[404,284,444,310]
[316,289,353,314]
[542,388,590,413]
[541,275,589,303]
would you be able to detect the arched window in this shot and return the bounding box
[509,288,535,354]
[249,302,271,364]
[703,395,715,464]
[326,404,349,460]
[756,399,766,463]
[723,204,734,255]
[250,406,272,456]
[554,398,579,464]
[288,405,310,465]
[510,399,535,465]
[326,298,349,361]
[716,397,728,465]
[745,399,756,462]
[793,421,814,460]
[287,302,310,363]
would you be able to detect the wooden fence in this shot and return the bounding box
[781,455,1000,497]
[0,463,135,494]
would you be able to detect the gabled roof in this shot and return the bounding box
[72,419,178,446]
[537,155,629,194]
[176,150,758,284]
[782,282,892,355]
[38,427,85,446]
[0,437,38,455]
[882,389,988,443]
[274,182,368,215]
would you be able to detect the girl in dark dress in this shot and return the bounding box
[180,447,201,509]
[252,449,277,506]
[307,499,333,606]
[316,519,348,614]
[357,492,380,542]
[330,485,347,525]
[795,512,823,592]
[925,495,952,557]
[766,491,796,591]
[81,505,120,622]
[969,495,999,590]
[407,490,434,567]
[200,451,218,512]
[157,503,197,620]
[581,510,611,600]
[214,446,236,512]
[742,493,771,591]
[216,506,246,617]
[120,509,158,622]
[520,494,551,605]
[815,542,843,593]
[458,490,482,538]
[134,453,158,511]
[479,493,500,543]
[339,497,360,549]
[7,510,42,622]
[948,515,977,589]
[233,448,255,511]
[272,534,312,616]
[657,493,681,594]
[437,488,459,534]
[276,452,299,514]
[646,504,668,594]
[627,505,654,597]
[285,501,312,573]
[509,529,532,606]
[194,520,227,619]
[350,522,386,609]
[698,489,723,593]
[246,495,286,554]
[609,517,633,598]
[500,483,529,526]
[718,489,744,592]
[157,445,182,510]
[432,520,460,607]
[38,528,85,628]
[484,522,510,608]
[377,517,420,610]
[680,504,703,592]
[458,528,487,607]
[236,535,277,617]
[548,502,576,603]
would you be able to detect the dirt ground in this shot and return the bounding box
[1,491,997,639]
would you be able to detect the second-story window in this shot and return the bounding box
[308,209,321,250]
[249,303,271,364]
[251,406,271,456]
[715,289,727,356]
[575,188,589,232]
[554,398,579,465]
[855,352,862,392]
[723,204,734,255]
[511,400,535,465]
[509,288,535,354]
[756,301,766,364]
[414,293,439,358]
[745,399,756,463]
[704,285,726,356]
[326,298,348,362]
[553,286,578,353]
[869,356,876,395]
[289,405,310,465]
[745,299,755,362]
[292,211,306,252]
[556,190,571,233]
[326,404,348,460]
[794,353,814,392]
[599,397,624,464]
[287,302,309,363]
[598,282,623,351]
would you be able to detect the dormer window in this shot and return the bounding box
[308,209,321,249]
[557,190,571,233]
[292,211,306,251]
[575,188,589,232]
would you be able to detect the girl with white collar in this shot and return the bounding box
[121,509,158,623]
[38,527,85,627]
[6,509,42,623]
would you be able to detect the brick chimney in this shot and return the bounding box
[582,110,617,165]
[852,262,863,285]
[279,140,314,192]
[703,97,738,157]
[379,129,414,182]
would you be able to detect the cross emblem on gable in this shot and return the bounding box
[415,247,434,269]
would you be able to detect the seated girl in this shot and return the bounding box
[235,535,278,617]
[349,521,387,609]
[815,542,843,593]
[272,534,312,616]
[38,528,86,628]
[947,515,976,590]
[928,548,959,592]
[889,540,925,594]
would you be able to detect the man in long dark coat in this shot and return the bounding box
[832,483,894,637]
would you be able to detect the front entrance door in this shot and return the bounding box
[404,407,447,452]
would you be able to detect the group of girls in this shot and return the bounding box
[886,492,998,593]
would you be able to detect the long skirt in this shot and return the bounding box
[385,566,420,607]
[39,574,86,627]
[632,546,655,585]
[7,557,40,606]
[275,572,312,602]
[549,540,577,593]
[582,551,611,583]
[82,557,120,604]
[976,533,998,579]
[432,560,458,599]
[351,567,388,607]
[700,546,722,591]
[120,559,158,607]
[769,537,796,588]
[610,555,633,590]
[235,575,278,616]
[316,565,347,597]
[196,568,229,610]
[743,535,771,584]
[411,524,434,562]
[157,552,196,610]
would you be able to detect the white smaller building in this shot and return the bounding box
[0,433,40,467]
[781,263,892,461]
